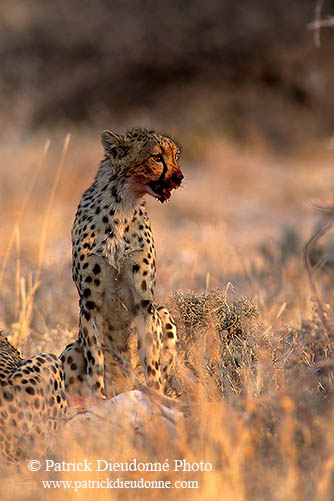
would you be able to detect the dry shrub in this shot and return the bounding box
[164,288,259,399]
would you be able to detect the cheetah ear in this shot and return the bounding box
[101,130,130,159]
[101,130,122,157]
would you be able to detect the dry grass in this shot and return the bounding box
[0,131,333,500]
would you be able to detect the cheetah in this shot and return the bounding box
[0,332,67,460]
[61,128,183,399]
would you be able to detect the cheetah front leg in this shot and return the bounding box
[79,313,107,399]
[157,306,177,376]
[60,340,86,395]
[135,300,163,392]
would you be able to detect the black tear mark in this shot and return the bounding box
[158,155,168,183]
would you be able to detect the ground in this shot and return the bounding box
[0,131,333,500]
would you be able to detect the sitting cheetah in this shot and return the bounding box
[61,128,183,399]
[0,332,67,460]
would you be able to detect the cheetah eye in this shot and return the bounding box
[151,154,163,163]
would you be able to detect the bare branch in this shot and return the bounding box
[303,211,334,339]
[307,0,334,47]
[308,17,334,30]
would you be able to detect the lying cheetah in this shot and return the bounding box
[0,332,67,460]
[61,128,183,399]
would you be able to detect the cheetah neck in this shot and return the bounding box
[96,156,144,218]
[88,157,148,270]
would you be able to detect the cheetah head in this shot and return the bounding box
[101,128,184,203]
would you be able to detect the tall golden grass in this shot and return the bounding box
[0,131,333,500]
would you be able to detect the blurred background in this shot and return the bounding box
[1,0,334,336]
[1,0,334,148]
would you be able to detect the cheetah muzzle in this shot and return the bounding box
[148,170,184,203]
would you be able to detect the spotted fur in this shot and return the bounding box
[0,332,67,460]
[61,128,183,398]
